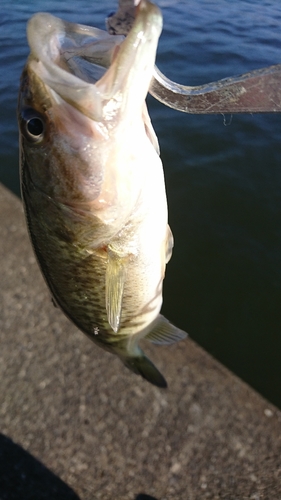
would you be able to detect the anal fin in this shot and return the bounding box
[145,315,187,345]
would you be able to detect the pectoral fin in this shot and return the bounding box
[106,246,127,333]
[145,315,187,345]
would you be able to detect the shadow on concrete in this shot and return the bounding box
[0,434,80,500]
[135,494,159,500]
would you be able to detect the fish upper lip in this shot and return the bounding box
[25,0,162,122]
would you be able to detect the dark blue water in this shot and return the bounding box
[1,0,281,407]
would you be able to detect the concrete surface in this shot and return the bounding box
[0,181,281,500]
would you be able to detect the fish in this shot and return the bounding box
[18,0,187,388]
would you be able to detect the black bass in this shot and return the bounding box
[18,0,187,388]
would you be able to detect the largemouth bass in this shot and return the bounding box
[18,0,187,388]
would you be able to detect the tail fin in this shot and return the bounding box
[122,315,187,388]
[123,354,167,388]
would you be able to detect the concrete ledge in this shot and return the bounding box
[0,182,281,499]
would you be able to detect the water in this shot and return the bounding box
[1,0,281,408]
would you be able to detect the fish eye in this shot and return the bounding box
[27,117,44,137]
[20,107,46,143]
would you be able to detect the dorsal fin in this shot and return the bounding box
[145,315,187,345]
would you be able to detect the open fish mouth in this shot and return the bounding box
[25,0,163,122]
